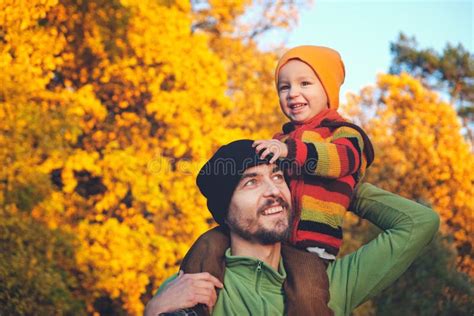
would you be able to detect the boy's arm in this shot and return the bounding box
[285,126,371,179]
[327,183,440,316]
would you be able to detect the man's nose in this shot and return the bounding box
[263,180,281,197]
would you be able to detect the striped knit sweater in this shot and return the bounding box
[274,109,374,256]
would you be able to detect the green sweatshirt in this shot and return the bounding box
[213,249,286,314]
[157,183,440,316]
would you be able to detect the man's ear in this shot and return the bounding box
[221,215,231,232]
[223,217,229,227]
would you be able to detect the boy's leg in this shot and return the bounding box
[179,226,230,282]
[281,244,333,315]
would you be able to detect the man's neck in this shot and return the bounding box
[229,233,282,270]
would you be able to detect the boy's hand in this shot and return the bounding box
[253,139,288,163]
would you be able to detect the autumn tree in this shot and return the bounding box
[389,33,474,146]
[3,1,470,313]
[0,206,86,315]
[190,0,307,138]
[390,33,474,119]
[32,0,239,313]
[1,0,310,314]
[342,73,474,276]
[339,73,473,315]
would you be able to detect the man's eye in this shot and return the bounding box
[302,81,312,86]
[279,85,289,91]
[273,174,284,181]
[244,179,256,186]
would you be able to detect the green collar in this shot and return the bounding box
[224,248,287,290]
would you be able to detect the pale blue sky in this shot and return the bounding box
[261,0,473,98]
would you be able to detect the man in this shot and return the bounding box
[145,139,439,315]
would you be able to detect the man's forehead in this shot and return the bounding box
[241,163,281,176]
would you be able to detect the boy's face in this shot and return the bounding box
[277,59,328,123]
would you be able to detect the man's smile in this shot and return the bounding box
[261,204,284,216]
[258,197,290,218]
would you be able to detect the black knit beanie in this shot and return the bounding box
[196,139,277,225]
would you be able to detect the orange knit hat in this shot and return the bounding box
[275,46,346,110]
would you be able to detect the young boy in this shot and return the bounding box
[253,45,374,260]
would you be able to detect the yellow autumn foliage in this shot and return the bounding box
[342,73,474,275]
[1,0,304,313]
[4,0,471,313]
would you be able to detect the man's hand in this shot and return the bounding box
[253,139,288,163]
[144,271,224,315]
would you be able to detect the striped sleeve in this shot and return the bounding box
[286,127,366,179]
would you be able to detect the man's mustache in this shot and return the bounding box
[257,197,290,215]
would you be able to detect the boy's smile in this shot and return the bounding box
[277,59,329,123]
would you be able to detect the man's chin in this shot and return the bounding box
[230,224,289,245]
[253,228,289,245]
[252,221,290,245]
[260,217,289,232]
[227,210,291,245]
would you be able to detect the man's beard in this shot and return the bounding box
[226,197,292,245]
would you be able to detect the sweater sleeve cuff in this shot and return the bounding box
[285,138,307,167]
